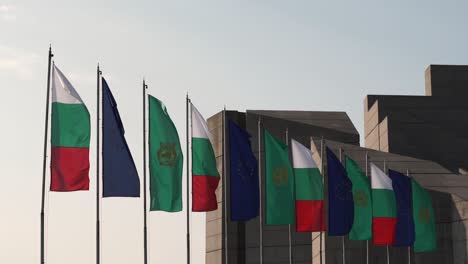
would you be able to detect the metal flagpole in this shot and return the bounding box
[96,64,102,264]
[186,95,191,264]
[365,152,369,264]
[339,148,345,264]
[223,106,228,264]
[286,129,293,264]
[319,137,324,264]
[258,117,263,264]
[383,159,389,264]
[40,45,53,264]
[406,169,411,264]
[143,80,148,264]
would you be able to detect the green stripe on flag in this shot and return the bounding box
[294,168,323,201]
[51,102,90,148]
[372,189,397,218]
[192,138,219,177]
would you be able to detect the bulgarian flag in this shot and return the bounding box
[291,139,325,232]
[50,65,90,191]
[191,103,220,212]
[370,163,397,245]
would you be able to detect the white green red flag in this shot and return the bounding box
[50,65,90,191]
[291,139,325,232]
[370,163,397,245]
[191,103,220,211]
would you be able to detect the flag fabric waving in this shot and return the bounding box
[191,103,220,212]
[291,139,325,232]
[370,163,397,245]
[50,65,90,191]
[264,129,295,225]
[326,147,354,236]
[388,169,415,247]
[228,120,259,221]
[102,78,140,197]
[345,156,372,240]
[412,179,437,252]
[148,95,183,211]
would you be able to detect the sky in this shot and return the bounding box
[2,1,468,263]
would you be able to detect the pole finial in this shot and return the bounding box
[49,45,54,58]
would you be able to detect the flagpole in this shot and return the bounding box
[143,80,148,264]
[339,148,346,264]
[319,136,324,264]
[406,169,411,264]
[257,117,263,264]
[365,151,369,264]
[222,106,229,264]
[96,64,102,264]
[186,95,191,264]
[40,45,53,264]
[383,159,389,264]
[286,128,293,264]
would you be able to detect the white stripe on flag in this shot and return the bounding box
[291,139,318,169]
[370,163,393,190]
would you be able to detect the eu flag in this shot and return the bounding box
[229,120,259,221]
[102,78,140,197]
[389,169,415,246]
[327,147,354,235]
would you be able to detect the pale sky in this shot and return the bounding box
[2,1,468,263]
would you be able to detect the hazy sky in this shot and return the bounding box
[2,1,468,263]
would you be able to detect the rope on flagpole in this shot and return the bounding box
[339,148,346,264]
[258,117,263,264]
[319,136,324,264]
[40,46,53,264]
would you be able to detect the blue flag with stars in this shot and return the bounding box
[327,147,354,235]
[229,120,259,221]
[389,169,415,247]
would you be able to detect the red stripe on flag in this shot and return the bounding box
[192,175,220,212]
[296,200,326,232]
[372,217,397,245]
[50,147,90,191]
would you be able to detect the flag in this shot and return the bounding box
[102,78,140,197]
[50,65,90,191]
[228,120,259,221]
[326,147,354,235]
[388,169,415,247]
[370,163,397,245]
[149,96,183,211]
[412,179,437,252]
[191,103,220,212]
[264,129,295,225]
[345,156,372,240]
[291,139,325,232]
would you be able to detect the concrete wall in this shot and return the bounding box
[364,94,468,172]
[314,139,468,264]
[364,65,468,172]
[206,110,360,264]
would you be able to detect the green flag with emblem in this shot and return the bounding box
[264,129,295,225]
[148,95,183,212]
[345,156,372,240]
[412,178,437,252]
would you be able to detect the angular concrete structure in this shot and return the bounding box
[206,110,359,264]
[365,65,468,172]
[205,65,468,264]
